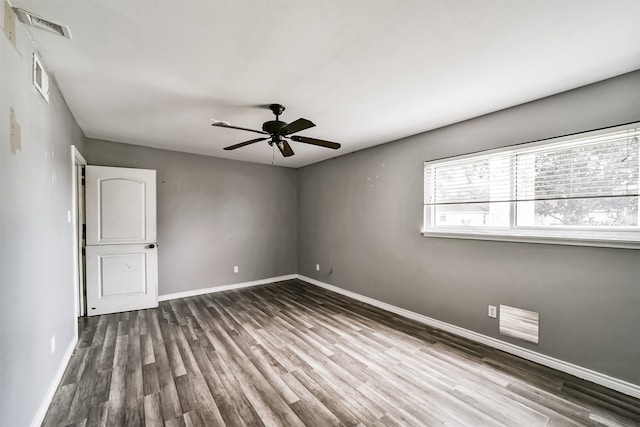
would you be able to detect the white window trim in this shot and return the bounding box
[422,123,640,250]
[421,228,640,249]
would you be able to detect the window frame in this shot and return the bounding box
[422,123,640,249]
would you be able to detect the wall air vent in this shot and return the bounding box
[499,304,539,344]
[13,8,71,39]
[32,53,49,103]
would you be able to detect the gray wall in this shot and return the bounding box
[0,11,86,427]
[82,139,298,296]
[298,70,640,385]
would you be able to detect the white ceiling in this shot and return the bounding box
[10,0,640,168]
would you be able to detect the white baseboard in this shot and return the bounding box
[296,274,640,400]
[31,335,78,427]
[158,274,298,302]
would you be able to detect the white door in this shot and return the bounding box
[85,165,158,316]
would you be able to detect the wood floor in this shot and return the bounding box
[43,279,640,426]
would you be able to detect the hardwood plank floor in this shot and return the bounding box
[42,279,640,426]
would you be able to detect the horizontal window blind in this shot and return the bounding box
[424,127,639,206]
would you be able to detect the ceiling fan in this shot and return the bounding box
[211,104,341,157]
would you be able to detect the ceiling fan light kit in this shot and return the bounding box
[212,104,341,158]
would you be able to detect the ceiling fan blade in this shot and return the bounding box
[280,118,315,135]
[290,135,341,149]
[223,137,268,151]
[276,139,295,157]
[212,121,268,135]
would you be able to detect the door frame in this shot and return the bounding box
[71,146,87,326]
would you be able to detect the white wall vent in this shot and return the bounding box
[32,53,50,103]
[13,8,71,39]
[499,304,539,344]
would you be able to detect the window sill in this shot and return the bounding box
[421,229,640,250]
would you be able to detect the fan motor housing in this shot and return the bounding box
[262,120,287,134]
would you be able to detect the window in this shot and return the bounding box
[423,124,640,248]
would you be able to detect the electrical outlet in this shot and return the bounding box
[233,265,238,273]
[315,264,320,271]
[488,305,497,318]
[51,335,56,354]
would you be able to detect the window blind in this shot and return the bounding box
[424,127,639,206]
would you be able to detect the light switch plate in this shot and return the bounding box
[3,0,16,47]
[10,106,22,153]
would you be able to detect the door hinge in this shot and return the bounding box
[82,224,86,238]
[81,247,86,255]
[81,167,85,185]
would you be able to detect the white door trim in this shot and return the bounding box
[71,146,87,328]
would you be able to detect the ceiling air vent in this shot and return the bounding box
[13,8,71,39]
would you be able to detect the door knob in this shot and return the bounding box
[147,244,156,249]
